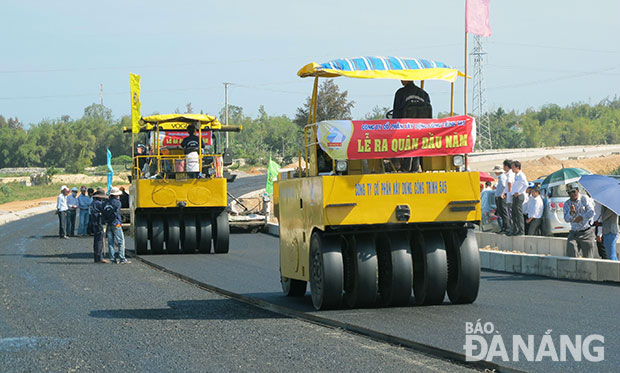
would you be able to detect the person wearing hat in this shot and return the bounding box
[56,185,70,239]
[106,187,130,264]
[77,185,91,236]
[65,187,79,236]
[136,144,148,175]
[493,164,509,233]
[563,183,596,258]
[181,124,206,178]
[90,189,109,263]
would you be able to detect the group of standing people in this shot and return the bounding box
[56,185,131,264]
[493,159,541,236]
[489,160,618,261]
[56,185,94,238]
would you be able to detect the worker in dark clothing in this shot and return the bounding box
[392,81,430,172]
[180,124,204,154]
[136,144,147,173]
[119,186,130,208]
[90,189,108,263]
[181,124,205,177]
[392,80,431,119]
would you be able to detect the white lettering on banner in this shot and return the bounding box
[463,320,605,362]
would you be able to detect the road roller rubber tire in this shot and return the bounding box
[281,276,307,297]
[198,215,212,254]
[166,215,181,254]
[411,231,448,306]
[213,210,229,254]
[182,215,197,254]
[309,232,344,310]
[150,215,165,254]
[134,213,148,255]
[376,232,412,307]
[444,228,480,304]
[343,234,378,308]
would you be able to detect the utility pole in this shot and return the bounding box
[223,82,230,148]
[99,83,104,105]
[471,35,492,150]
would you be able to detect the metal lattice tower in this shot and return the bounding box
[471,35,492,150]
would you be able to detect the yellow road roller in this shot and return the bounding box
[127,114,241,255]
[274,56,481,310]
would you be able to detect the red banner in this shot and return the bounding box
[317,115,475,160]
[152,131,212,148]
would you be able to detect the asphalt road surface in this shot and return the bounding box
[141,233,620,373]
[0,213,473,372]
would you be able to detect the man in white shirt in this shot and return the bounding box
[501,160,514,234]
[510,160,528,235]
[526,187,544,235]
[56,185,70,239]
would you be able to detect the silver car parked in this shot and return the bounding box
[540,184,572,236]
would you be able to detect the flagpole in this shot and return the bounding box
[464,31,468,116]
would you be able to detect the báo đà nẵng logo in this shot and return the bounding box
[463,320,604,363]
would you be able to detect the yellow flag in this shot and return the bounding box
[130,74,141,133]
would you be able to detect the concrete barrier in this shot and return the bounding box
[479,250,620,282]
[477,231,620,282]
[475,231,613,259]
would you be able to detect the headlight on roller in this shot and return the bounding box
[453,155,465,167]
[335,160,348,172]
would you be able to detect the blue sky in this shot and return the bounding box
[1,0,618,126]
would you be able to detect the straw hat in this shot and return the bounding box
[109,187,122,196]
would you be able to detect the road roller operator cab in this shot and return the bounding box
[274,56,482,310]
[125,114,241,256]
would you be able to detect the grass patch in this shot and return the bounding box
[0,181,123,205]
[0,172,33,178]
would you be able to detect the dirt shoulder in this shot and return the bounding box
[0,196,57,213]
[521,154,620,180]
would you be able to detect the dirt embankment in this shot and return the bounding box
[521,154,620,180]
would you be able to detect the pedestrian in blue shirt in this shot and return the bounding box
[106,187,130,264]
[77,186,92,236]
[66,187,79,236]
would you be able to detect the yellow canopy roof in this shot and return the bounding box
[298,56,466,82]
[140,114,223,131]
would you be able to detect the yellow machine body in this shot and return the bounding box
[276,171,481,282]
[132,178,227,210]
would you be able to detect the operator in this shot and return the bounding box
[392,80,431,119]
[181,124,204,177]
[392,81,431,172]
[181,124,204,154]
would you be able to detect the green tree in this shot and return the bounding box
[363,106,390,120]
[294,79,355,126]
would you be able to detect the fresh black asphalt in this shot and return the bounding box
[142,233,620,373]
[0,211,473,372]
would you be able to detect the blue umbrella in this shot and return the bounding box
[579,174,620,215]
